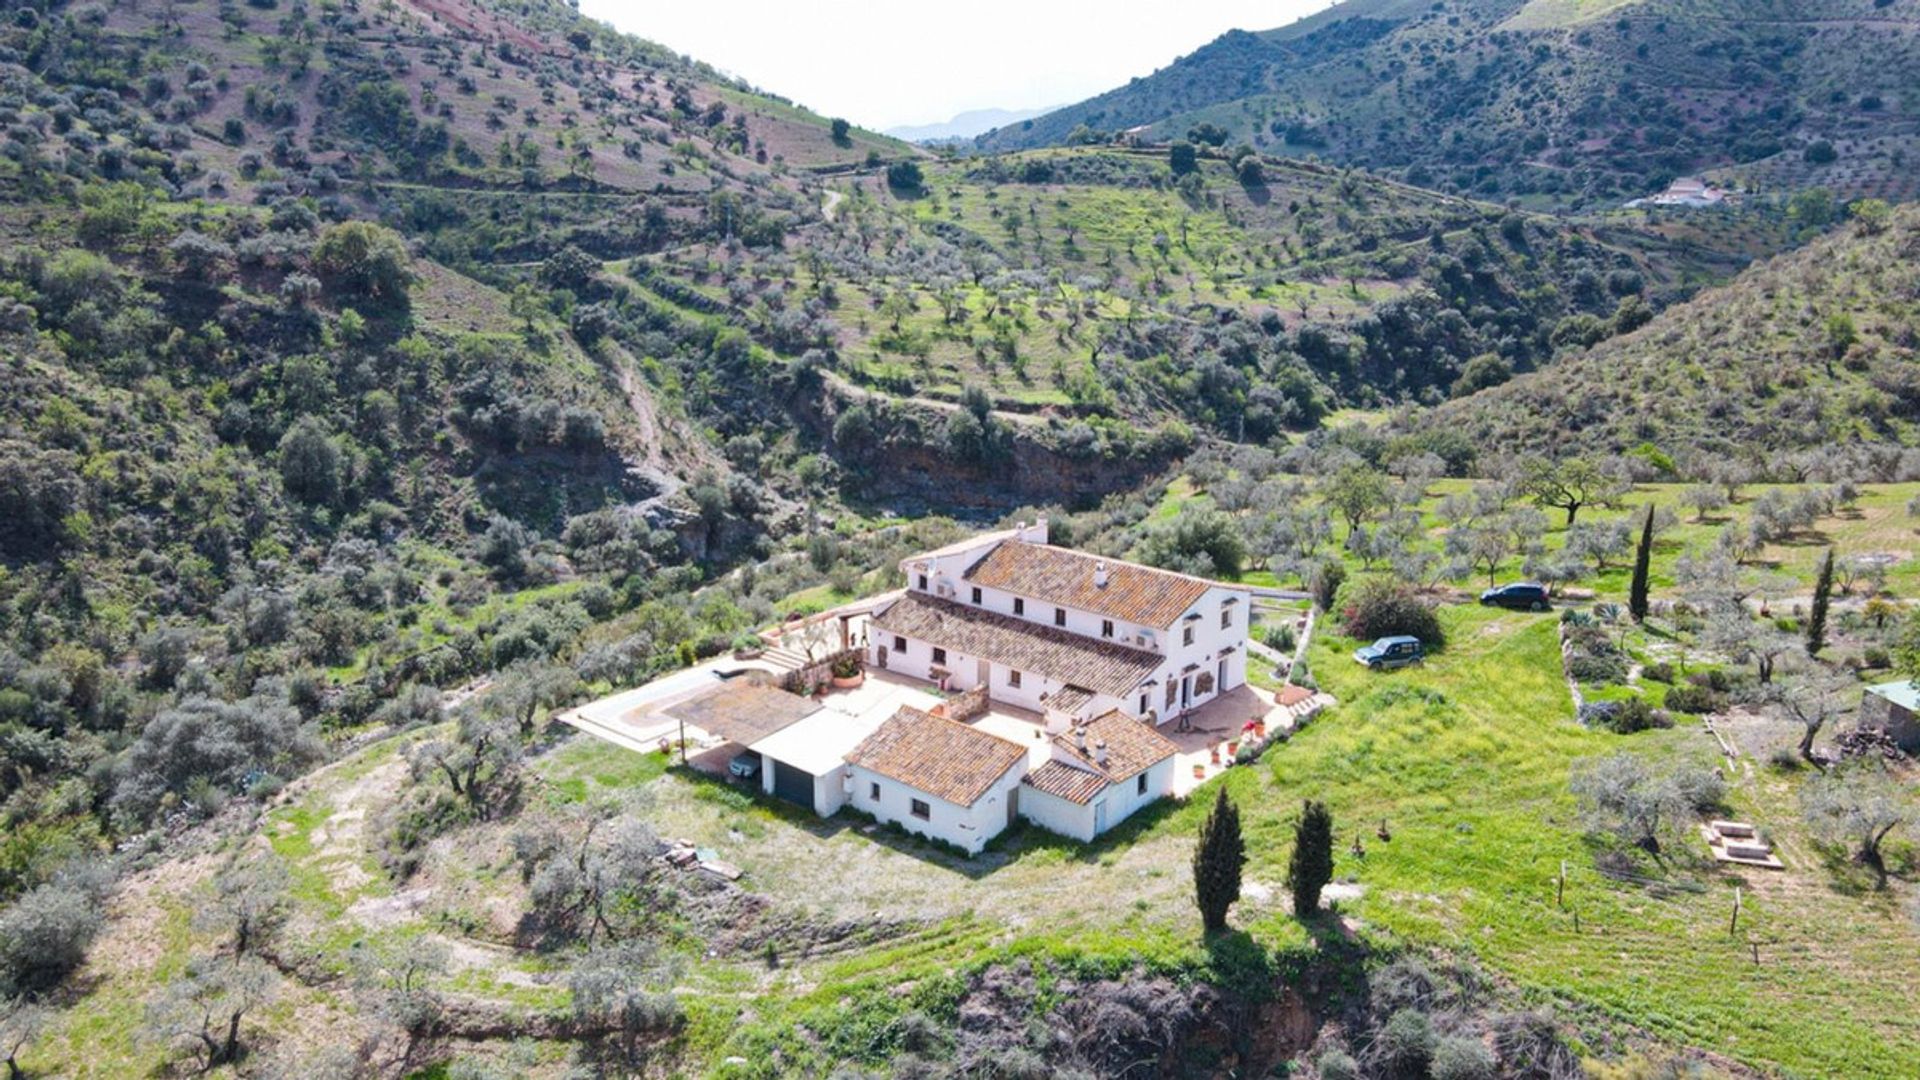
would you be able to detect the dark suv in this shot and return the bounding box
[1480,582,1549,612]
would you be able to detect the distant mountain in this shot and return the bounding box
[979,0,1920,209]
[886,106,1058,143]
[1417,203,1920,461]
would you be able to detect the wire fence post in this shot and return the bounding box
[1729,887,1742,936]
[1557,860,1566,909]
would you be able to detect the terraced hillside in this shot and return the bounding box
[621,144,1758,474]
[978,0,1920,209]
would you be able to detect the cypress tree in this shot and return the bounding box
[1628,504,1655,623]
[1286,799,1335,918]
[1192,786,1245,933]
[1807,548,1835,655]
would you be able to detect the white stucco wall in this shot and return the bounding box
[1017,755,1178,843]
[1017,784,1097,842]
[846,760,1027,855]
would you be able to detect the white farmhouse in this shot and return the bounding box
[868,520,1250,730]
[843,706,1030,855]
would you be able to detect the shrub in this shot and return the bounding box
[1431,1035,1497,1080]
[1315,1049,1360,1080]
[1687,668,1732,693]
[1642,661,1674,684]
[1368,1009,1435,1078]
[0,869,109,995]
[1310,559,1346,613]
[1567,652,1627,684]
[1592,696,1670,734]
[1338,577,1443,646]
[1661,685,1720,715]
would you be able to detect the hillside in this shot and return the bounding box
[977,0,1920,209]
[1418,201,1920,461]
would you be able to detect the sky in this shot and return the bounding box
[575,0,1337,132]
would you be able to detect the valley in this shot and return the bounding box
[1,0,1918,1077]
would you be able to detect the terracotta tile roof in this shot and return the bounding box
[662,680,822,745]
[844,707,1028,807]
[1022,760,1110,805]
[1043,685,1096,716]
[1052,709,1178,786]
[872,592,1162,698]
[963,541,1240,629]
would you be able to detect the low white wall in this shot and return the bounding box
[1018,784,1096,842]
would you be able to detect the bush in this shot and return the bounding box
[1431,1035,1497,1080]
[1315,1049,1360,1080]
[1310,559,1346,613]
[1567,652,1628,684]
[1687,668,1732,693]
[1661,684,1721,715]
[0,869,109,995]
[1642,661,1674,684]
[1591,696,1671,734]
[1368,1009,1435,1078]
[1337,577,1443,646]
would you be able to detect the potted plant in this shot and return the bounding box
[1192,763,1207,780]
[830,654,864,689]
[1227,738,1240,757]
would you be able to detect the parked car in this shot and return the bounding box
[1480,582,1550,611]
[1354,636,1425,670]
[727,751,762,781]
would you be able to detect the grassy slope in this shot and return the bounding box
[1423,205,1920,459]
[1291,606,1919,1076]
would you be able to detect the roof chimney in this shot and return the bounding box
[1093,560,1109,588]
[1093,740,1108,766]
[1073,727,1087,750]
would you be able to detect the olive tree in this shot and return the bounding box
[1570,752,1723,856]
[1801,762,1912,887]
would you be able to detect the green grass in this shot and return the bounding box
[1233,604,1920,1076]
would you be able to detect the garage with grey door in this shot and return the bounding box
[770,758,816,806]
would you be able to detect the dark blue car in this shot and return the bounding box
[1480,582,1550,612]
[1354,636,1425,670]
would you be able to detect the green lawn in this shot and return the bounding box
[1211,604,1920,1076]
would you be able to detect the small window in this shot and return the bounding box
[1054,607,1066,627]
[910,798,931,821]
[1139,694,1149,716]
[1013,598,1025,616]
[1102,619,1114,638]
[971,586,982,604]
[931,647,947,665]
[917,574,928,590]
[1183,626,1195,647]
[1008,670,1021,689]
[1220,608,1232,629]
[893,635,907,654]
[869,782,880,801]
[1137,773,1148,795]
